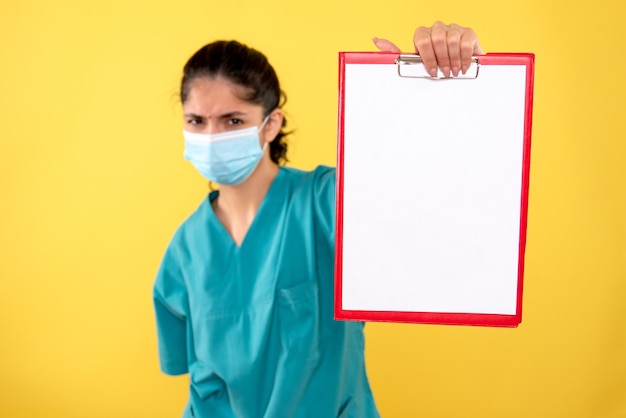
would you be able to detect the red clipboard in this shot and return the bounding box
[334,52,534,327]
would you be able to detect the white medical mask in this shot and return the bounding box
[183,117,269,185]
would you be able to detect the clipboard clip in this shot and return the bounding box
[395,54,480,79]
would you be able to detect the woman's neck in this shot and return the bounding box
[212,156,280,246]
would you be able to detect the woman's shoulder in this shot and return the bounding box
[280,165,336,188]
[280,165,336,222]
[167,194,214,246]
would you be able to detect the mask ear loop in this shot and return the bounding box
[259,114,271,130]
[258,114,272,150]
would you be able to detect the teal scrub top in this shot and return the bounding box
[153,166,379,418]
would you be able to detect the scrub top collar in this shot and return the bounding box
[206,167,288,250]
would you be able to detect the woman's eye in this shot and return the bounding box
[228,118,243,125]
[188,118,203,125]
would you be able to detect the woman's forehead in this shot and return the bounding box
[184,77,260,113]
[186,76,244,100]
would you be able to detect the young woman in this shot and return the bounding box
[154,22,483,418]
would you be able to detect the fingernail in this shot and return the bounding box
[429,68,437,77]
[443,66,450,78]
[452,67,459,77]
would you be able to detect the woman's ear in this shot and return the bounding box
[262,108,284,143]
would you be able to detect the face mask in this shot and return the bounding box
[183,117,269,186]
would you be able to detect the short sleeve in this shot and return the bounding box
[153,241,189,375]
[313,166,337,247]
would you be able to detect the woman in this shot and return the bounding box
[154,22,483,418]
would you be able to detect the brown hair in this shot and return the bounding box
[180,40,289,164]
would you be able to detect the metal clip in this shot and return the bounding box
[395,54,480,79]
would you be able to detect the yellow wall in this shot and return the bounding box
[1,0,624,417]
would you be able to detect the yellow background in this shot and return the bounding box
[1,0,624,417]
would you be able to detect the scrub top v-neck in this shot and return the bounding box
[206,165,286,252]
[154,166,379,418]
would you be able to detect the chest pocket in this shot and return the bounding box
[277,279,320,351]
[277,278,340,350]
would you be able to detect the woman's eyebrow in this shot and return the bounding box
[217,111,248,119]
[183,111,249,119]
[183,112,205,119]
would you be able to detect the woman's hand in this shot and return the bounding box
[373,21,483,78]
